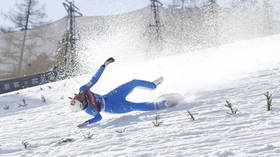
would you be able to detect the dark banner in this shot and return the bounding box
[0,71,57,94]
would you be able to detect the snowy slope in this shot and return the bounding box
[2,0,280,78]
[1,34,280,156]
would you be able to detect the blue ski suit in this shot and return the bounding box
[79,65,165,124]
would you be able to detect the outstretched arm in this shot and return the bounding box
[88,113,102,124]
[77,106,103,128]
[77,114,102,128]
[80,65,105,91]
[80,57,115,91]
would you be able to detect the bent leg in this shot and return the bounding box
[106,79,156,97]
[131,79,156,89]
[125,79,156,95]
[126,79,156,92]
[104,79,159,113]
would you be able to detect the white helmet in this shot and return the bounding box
[70,99,84,112]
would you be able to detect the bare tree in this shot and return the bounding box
[4,0,47,76]
[6,0,47,31]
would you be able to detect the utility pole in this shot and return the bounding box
[62,0,82,75]
[150,0,164,41]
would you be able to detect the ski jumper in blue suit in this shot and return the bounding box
[79,65,165,125]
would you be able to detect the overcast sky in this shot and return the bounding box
[0,0,152,27]
[1,0,279,28]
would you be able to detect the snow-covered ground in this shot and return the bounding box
[1,34,280,156]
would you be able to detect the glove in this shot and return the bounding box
[103,57,115,67]
[77,120,90,128]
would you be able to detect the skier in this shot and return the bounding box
[70,57,172,128]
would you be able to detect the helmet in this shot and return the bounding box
[69,92,87,112]
[70,99,84,112]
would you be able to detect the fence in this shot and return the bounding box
[0,71,57,94]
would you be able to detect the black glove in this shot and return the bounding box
[77,120,90,128]
[103,57,115,67]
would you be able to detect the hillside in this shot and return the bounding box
[1,5,280,79]
[0,34,280,156]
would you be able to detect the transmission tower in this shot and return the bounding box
[150,0,164,41]
[208,0,217,14]
[207,0,218,47]
[181,0,186,9]
[62,0,82,74]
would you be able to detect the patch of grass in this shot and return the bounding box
[116,128,126,133]
[18,99,28,107]
[41,95,46,103]
[187,110,195,121]
[225,100,238,115]
[57,138,73,144]
[22,140,31,149]
[83,132,94,139]
[3,105,9,110]
[264,91,272,111]
[153,113,163,127]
